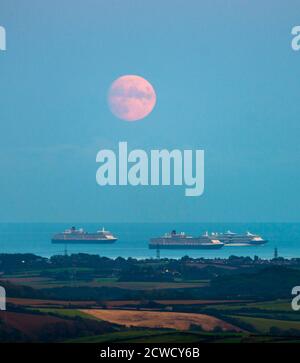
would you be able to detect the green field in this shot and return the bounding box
[68,329,243,343]
[3,275,208,290]
[202,299,292,312]
[97,281,208,289]
[245,300,293,312]
[33,308,100,320]
[68,330,170,343]
[230,315,300,333]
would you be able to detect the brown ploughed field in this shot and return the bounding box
[81,309,241,331]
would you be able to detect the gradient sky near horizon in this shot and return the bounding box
[0,0,300,223]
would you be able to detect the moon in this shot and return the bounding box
[108,75,156,121]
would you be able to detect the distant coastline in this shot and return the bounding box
[0,222,299,260]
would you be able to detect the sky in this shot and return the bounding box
[0,0,300,223]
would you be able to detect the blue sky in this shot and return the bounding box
[0,0,300,222]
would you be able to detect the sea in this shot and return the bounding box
[0,223,300,260]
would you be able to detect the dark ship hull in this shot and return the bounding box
[51,237,117,244]
[149,242,224,250]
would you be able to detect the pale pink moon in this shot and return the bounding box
[108,75,156,121]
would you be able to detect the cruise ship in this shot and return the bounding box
[206,231,268,246]
[51,227,117,244]
[149,230,224,250]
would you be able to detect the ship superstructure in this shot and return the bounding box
[51,227,117,244]
[206,231,268,246]
[149,230,224,250]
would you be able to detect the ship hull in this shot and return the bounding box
[149,244,223,250]
[149,235,224,250]
[51,238,117,244]
[220,239,268,246]
[247,240,268,245]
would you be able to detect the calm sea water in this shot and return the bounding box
[0,223,300,260]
